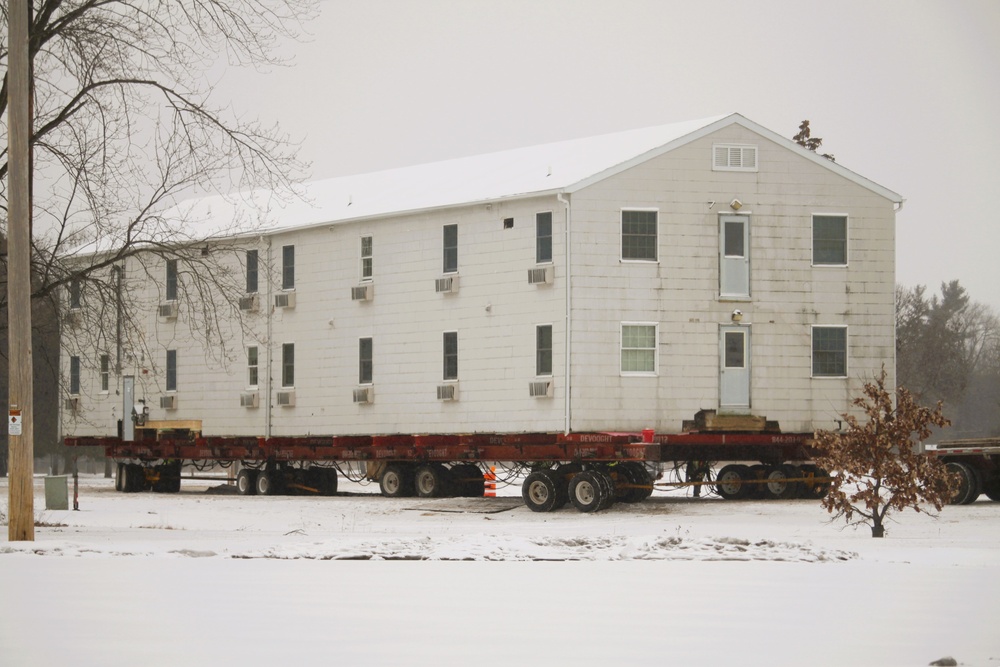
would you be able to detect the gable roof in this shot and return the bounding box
[174,112,902,238]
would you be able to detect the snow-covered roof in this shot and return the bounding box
[174,112,902,239]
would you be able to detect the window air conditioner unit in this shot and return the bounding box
[274,292,296,309]
[240,392,259,408]
[239,294,259,312]
[351,284,373,302]
[529,380,553,398]
[276,390,296,407]
[64,310,81,328]
[158,302,178,319]
[64,397,79,412]
[436,384,458,401]
[160,395,177,410]
[435,276,459,294]
[353,387,373,404]
[528,266,553,285]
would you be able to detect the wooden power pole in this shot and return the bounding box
[7,0,35,541]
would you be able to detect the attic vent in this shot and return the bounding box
[713,144,758,172]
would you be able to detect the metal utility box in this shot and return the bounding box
[44,475,69,510]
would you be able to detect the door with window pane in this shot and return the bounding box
[720,215,750,297]
[720,326,750,411]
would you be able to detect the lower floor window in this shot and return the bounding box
[621,323,657,374]
[166,350,177,391]
[70,356,81,395]
[282,343,295,387]
[812,326,847,377]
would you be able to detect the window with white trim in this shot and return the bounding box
[246,250,259,293]
[282,245,295,290]
[100,354,110,392]
[812,326,847,377]
[247,346,259,388]
[536,325,553,376]
[165,260,178,301]
[813,215,848,265]
[536,212,552,263]
[359,337,373,384]
[621,210,657,261]
[166,349,177,391]
[621,323,657,375]
[443,332,458,380]
[443,225,458,274]
[361,236,373,281]
[70,356,81,395]
[69,279,82,309]
[713,144,758,171]
[282,343,295,387]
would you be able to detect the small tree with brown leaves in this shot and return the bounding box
[815,368,954,538]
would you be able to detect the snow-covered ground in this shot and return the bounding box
[2,472,998,667]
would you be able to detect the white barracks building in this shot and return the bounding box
[60,114,901,439]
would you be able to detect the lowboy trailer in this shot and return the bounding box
[65,429,832,512]
[927,438,1000,505]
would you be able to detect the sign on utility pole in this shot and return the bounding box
[7,0,35,542]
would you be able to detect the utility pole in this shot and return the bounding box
[7,0,35,541]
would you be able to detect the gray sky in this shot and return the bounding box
[215,0,1000,310]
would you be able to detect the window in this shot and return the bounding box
[100,354,110,392]
[713,144,758,171]
[813,215,847,265]
[724,221,745,257]
[724,331,745,369]
[536,325,553,376]
[69,356,81,395]
[443,224,458,274]
[812,326,847,377]
[166,350,177,391]
[165,260,178,301]
[247,346,259,388]
[282,245,295,290]
[443,332,458,380]
[621,323,657,375]
[621,210,657,261]
[536,212,552,263]
[282,343,295,387]
[69,279,82,309]
[359,337,373,384]
[361,236,373,281]
[246,250,259,293]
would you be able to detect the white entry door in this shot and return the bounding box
[720,326,751,411]
[720,215,750,297]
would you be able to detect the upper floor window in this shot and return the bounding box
[100,354,110,392]
[621,210,657,261]
[69,278,82,309]
[282,245,295,290]
[361,236,373,281]
[166,350,177,391]
[165,259,178,301]
[813,215,848,265]
[536,212,552,263]
[536,325,553,376]
[443,331,458,380]
[247,346,259,388]
[282,343,295,387]
[69,356,81,395]
[246,250,259,293]
[359,337,373,384]
[812,326,847,377]
[621,323,657,375]
[713,144,758,171]
[442,225,458,274]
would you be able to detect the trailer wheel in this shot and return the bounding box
[115,463,124,492]
[763,464,800,500]
[449,464,484,497]
[614,462,651,503]
[256,470,274,496]
[798,464,831,500]
[523,470,561,512]
[320,468,338,496]
[595,469,616,510]
[983,475,1000,502]
[237,469,258,496]
[715,464,751,500]
[380,464,415,498]
[569,470,606,513]
[415,463,450,498]
[946,462,981,505]
[746,464,768,499]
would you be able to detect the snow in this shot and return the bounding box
[2,473,998,667]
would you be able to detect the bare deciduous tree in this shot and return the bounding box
[815,367,954,538]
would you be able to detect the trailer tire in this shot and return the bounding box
[715,464,751,500]
[983,474,1000,502]
[799,464,831,500]
[946,462,981,505]
[746,464,768,499]
[237,469,258,496]
[115,462,124,492]
[320,468,338,496]
[596,469,616,510]
[523,470,561,512]
[615,462,651,503]
[415,463,450,498]
[763,464,800,500]
[380,464,415,498]
[256,470,274,496]
[569,470,606,513]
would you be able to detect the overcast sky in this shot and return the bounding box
[214,0,1000,310]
